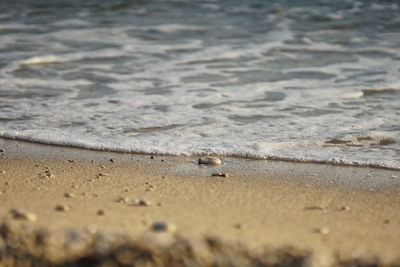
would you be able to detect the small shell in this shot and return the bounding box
[198,157,222,165]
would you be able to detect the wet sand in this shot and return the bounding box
[0,138,400,266]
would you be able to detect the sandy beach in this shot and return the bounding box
[0,138,400,266]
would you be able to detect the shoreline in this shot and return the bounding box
[1,138,400,266]
[1,136,399,171]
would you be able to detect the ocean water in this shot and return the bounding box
[0,0,399,169]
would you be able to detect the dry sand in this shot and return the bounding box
[0,138,400,266]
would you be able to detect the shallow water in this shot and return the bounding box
[0,0,399,169]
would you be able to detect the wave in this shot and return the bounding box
[0,131,398,171]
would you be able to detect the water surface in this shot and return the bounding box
[0,0,399,169]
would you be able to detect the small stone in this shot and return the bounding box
[384,219,390,224]
[68,160,74,163]
[10,208,37,221]
[55,204,69,212]
[0,170,5,174]
[150,155,154,159]
[97,210,105,216]
[390,175,397,179]
[97,173,107,177]
[110,159,115,163]
[340,205,350,211]
[314,227,329,235]
[64,193,74,198]
[117,197,129,203]
[198,157,222,165]
[151,221,176,232]
[138,199,151,206]
[234,223,247,230]
[211,173,229,178]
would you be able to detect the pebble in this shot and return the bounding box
[390,175,397,179]
[340,205,350,211]
[97,173,108,177]
[97,209,105,216]
[39,173,55,179]
[314,227,329,235]
[198,157,222,165]
[151,221,176,232]
[55,204,69,212]
[64,193,74,198]
[138,199,152,206]
[234,223,247,230]
[117,197,129,203]
[0,170,5,174]
[110,159,115,163]
[212,173,229,178]
[9,208,37,221]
